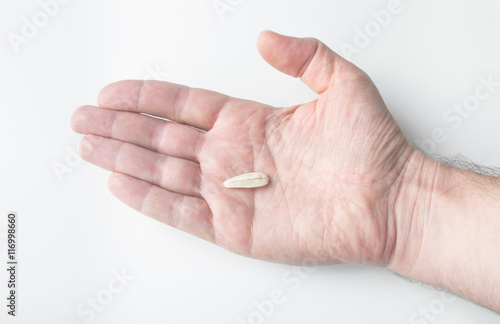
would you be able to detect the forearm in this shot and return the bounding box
[388,150,500,312]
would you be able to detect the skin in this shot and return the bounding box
[71,31,500,312]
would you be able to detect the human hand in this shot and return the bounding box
[71,31,415,266]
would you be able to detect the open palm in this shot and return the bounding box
[71,31,414,266]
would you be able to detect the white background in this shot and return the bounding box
[1,0,500,323]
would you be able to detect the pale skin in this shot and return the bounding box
[71,31,500,312]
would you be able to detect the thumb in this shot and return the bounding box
[257,31,355,94]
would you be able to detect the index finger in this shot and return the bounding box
[97,80,232,131]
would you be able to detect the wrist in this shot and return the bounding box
[386,149,439,276]
[387,150,500,311]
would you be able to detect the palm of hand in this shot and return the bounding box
[72,32,413,266]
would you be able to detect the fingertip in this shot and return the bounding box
[107,172,122,192]
[257,30,311,80]
[97,80,141,109]
[78,135,94,158]
[107,173,146,212]
[96,82,113,107]
[256,31,350,93]
[71,105,95,130]
[107,172,131,200]
[257,29,275,42]
[70,106,85,133]
[256,30,283,56]
[257,30,285,42]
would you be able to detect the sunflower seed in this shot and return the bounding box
[223,172,270,189]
